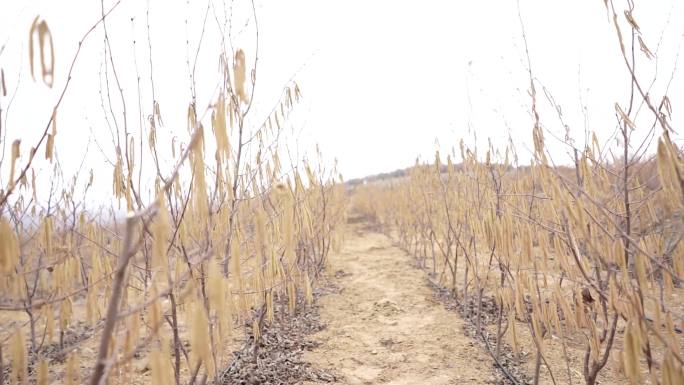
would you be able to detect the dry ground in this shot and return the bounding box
[303,222,501,385]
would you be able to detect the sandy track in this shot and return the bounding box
[303,224,499,385]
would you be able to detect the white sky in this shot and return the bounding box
[1,0,683,204]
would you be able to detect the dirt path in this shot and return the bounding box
[303,223,499,385]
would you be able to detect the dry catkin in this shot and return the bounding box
[152,193,170,281]
[150,334,173,385]
[10,327,27,385]
[234,49,247,103]
[190,302,213,375]
[44,304,55,342]
[36,359,49,385]
[213,93,230,160]
[8,140,21,187]
[65,352,80,385]
[60,297,73,331]
[0,219,19,274]
[623,322,641,384]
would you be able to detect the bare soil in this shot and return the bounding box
[302,223,502,385]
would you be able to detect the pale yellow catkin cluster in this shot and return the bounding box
[353,133,684,384]
[0,33,346,384]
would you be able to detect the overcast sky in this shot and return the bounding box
[1,0,683,203]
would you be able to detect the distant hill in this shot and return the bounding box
[345,168,408,188]
[345,163,465,189]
